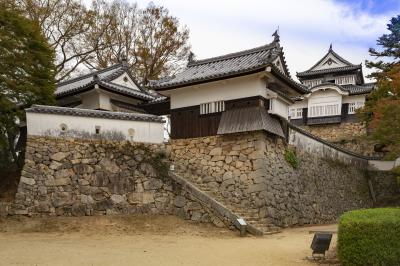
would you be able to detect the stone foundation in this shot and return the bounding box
[4,132,398,233]
[168,131,397,227]
[300,122,366,142]
[10,137,226,227]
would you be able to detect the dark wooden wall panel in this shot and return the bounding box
[170,96,268,139]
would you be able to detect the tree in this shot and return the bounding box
[85,1,190,85]
[19,0,110,82]
[86,0,139,69]
[362,16,400,159]
[0,4,55,172]
[14,0,190,84]
[366,16,400,76]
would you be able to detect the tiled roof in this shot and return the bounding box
[217,106,285,138]
[149,40,306,94]
[306,47,356,71]
[292,82,375,101]
[147,96,169,104]
[110,99,147,113]
[56,63,125,96]
[26,105,164,123]
[296,45,364,80]
[98,81,154,100]
[341,83,375,95]
[297,65,362,77]
[55,63,154,101]
[296,82,375,98]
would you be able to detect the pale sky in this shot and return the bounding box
[130,0,400,81]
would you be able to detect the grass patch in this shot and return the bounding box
[284,149,299,169]
[338,208,400,266]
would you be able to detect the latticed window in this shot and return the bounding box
[200,100,225,115]
[289,108,303,119]
[348,102,364,114]
[335,75,355,85]
[303,79,322,87]
[309,104,340,117]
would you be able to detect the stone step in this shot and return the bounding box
[250,222,272,228]
[242,219,261,224]
[250,223,281,233]
[234,210,259,215]
[236,213,260,218]
[180,173,282,236]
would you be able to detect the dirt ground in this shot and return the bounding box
[0,215,338,266]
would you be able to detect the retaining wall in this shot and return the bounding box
[169,131,397,227]
[9,136,232,228]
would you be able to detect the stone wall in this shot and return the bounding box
[288,125,370,166]
[299,122,383,157]
[300,122,366,142]
[331,138,384,157]
[4,132,397,233]
[0,202,12,217]
[168,131,397,227]
[10,136,227,228]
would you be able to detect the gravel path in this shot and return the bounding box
[0,215,338,266]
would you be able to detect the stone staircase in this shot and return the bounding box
[175,167,281,235]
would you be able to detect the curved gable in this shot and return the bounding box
[307,84,349,97]
[111,72,141,91]
[312,52,349,71]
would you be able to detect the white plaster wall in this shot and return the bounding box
[289,127,400,170]
[289,94,367,117]
[290,100,308,109]
[308,89,342,104]
[307,89,342,117]
[269,98,288,119]
[78,89,142,112]
[111,73,140,91]
[169,75,269,109]
[288,127,366,166]
[99,92,111,110]
[26,112,164,144]
[368,160,397,171]
[80,91,100,109]
[273,57,285,73]
[342,94,366,104]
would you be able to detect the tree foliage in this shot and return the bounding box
[15,0,190,84]
[366,16,400,75]
[19,0,110,82]
[86,1,190,84]
[362,16,400,159]
[0,4,55,171]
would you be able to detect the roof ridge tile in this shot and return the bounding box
[297,65,362,76]
[26,105,164,123]
[57,63,123,87]
[188,42,275,67]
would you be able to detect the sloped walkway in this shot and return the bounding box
[173,165,280,235]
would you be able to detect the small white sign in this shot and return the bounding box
[237,218,247,226]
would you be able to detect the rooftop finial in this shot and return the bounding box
[120,54,128,68]
[188,51,195,64]
[329,43,333,51]
[272,27,280,42]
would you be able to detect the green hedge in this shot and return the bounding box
[338,208,400,266]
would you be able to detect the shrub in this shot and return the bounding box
[284,149,299,169]
[338,208,400,266]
